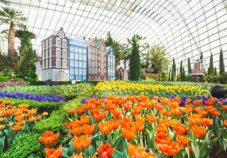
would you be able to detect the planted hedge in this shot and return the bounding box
[2,133,42,158]
[34,96,85,133]
[0,98,64,113]
[2,83,93,99]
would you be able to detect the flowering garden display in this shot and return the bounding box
[39,95,227,158]
[0,81,27,87]
[0,99,48,154]
[0,81,226,157]
[94,81,210,97]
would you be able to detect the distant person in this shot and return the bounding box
[46,79,52,86]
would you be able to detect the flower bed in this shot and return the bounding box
[0,81,27,87]
[0,99,49,154]
[39,95,227,158]
[2,83,93,99]
[94,81,210,97]
[0,91,66,102]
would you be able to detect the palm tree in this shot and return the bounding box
[119,44,131,69]
[0,7,26,58]
[146,45,169,73]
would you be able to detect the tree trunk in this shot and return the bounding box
[8,23,17,72]
[8,23,16,57]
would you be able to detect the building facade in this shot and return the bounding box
[106,46,115,80]
[68,35,88,81]
[87,39,107,81]
[41,27,69,81]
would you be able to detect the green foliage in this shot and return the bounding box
[3,83,93,99]
[2,133,42,158]
[16,27,36,79]
[171,58,176,81]
[143,45,169,73]
[219,49,225,75]
[208,53,214,75]
[0,55,14,72]
[188,58,192,74]
[34,96,84,132]
[129,34,142,81]
[34,108,68,132]
[0,97,64,113]
[104,32,121,67]
[180,61,183,81]
[0,7,26,71]
[28,60,37,85]
[0,75,8,82]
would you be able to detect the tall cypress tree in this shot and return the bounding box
[171,58,176,81]
[214,67,217,76]
[129,35,142,81]
[182,67,186,81]
[208,53,214,75]
[188,58,192,74]
[180,60,183,81]
[219,49,225,75]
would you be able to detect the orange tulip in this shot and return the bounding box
[39,131,60,146]
[222,105,227,111]
[80,115,90,125]
[42,111,49,116]
[45,145,62,158]
[201,118,213,126]
[82,124,95,135]
[98,143,114,158]
[72,127,82,136]
[176,135,189,147]
[12,123,22,132]
[146,115,157,124]
[128,143,156,158]
[121,128,135,140]
[224,120,227,127]
[192,125,206,137]
[68,108,75,115]
[73,135,91,150]
[173,124,189,135]
[28,116,36,123]
[98,121,113,135]
[71,153,83,158]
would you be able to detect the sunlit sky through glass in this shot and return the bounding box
[0,0,226,71]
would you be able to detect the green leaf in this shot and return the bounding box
[113,136,123,147]
[223,138,227,151]
[112,150,123,158]
[0,136,5,153]
[191,142,200,158]
[62,147,70,158]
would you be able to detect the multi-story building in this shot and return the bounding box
[41,27,69,81]
[68,35,88,81]
[106,46,115,80]
[87,39,107,81]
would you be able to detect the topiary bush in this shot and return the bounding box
[0,98,64,113]
[34,96,84,133]
[2,133,42,158]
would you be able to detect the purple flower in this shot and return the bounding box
[81,97,87,103]
[0,91,65,102]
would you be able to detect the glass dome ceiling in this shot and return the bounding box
[0,0,227,70]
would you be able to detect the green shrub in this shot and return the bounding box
[0,98,64,113]
[2,133,42,158]
[0,76,8,82]
[12,77,24,81]
[34,109,68,132]
[34,96,84,133]
[3,83,93,99]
